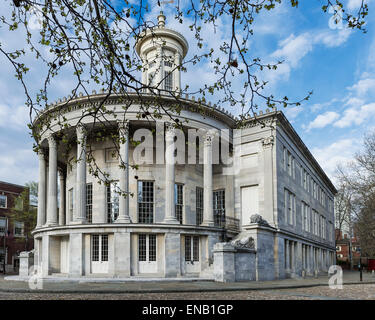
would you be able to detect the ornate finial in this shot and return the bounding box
[157,11,166,28]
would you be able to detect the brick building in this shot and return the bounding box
[336,229,363,269]
[0,181,34,273]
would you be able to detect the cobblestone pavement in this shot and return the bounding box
[0,284,374,300]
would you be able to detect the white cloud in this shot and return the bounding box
[313,28,351,48]
[306,111,340,131]
[347,78,375,96]
[0,147,38,185]
[272,33,313,68]
[0,104,31,130]
[347,0,371,11]
[284,106,303,121]
[268,28,351,81]
[311,138,359,182]
[344,97,365,107]
[334,102,375,128]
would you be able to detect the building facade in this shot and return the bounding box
[31,13,336,280]
[0,181,33,273]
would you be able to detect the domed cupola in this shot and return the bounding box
[135,12,189,93]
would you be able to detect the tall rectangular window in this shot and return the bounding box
[92,235,99,262]
[175,184,183,224]
[86,183,93,223]
[193,236,199,261]
[107,182,119,223]
[185,235,191,261]
[292,157,295,179]
[101,234,108,261]
[285,189,295,225]
[196,187,204,226]
[138,181,154,223]
[138,234,147,261]
[213,189,225,227]
[14,221,24,236]
[0,218,6,235]
[185,235,199,262]
[138,234,156,262]
[68,188,74,221]
[164,71,173,91]
[149,234,156,261]
[287,151,292,176]
[0,195,7,208]
[283,147,287,171]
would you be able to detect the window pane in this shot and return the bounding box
[101,235,108,262]
[185,235,191,261]
[149,234,156,262]
[213,190,225,227]
[164,71,173,91]
[138,181,154,223]
[92,235,99,262]
[196,187,203,225]
[175,184,183,224]
[0,195,7,208]
[138,234,146,261]
[86,183,93,223]
[193,236,199,261]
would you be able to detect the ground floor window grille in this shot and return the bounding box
[91,234,108,262]
[107,182,119,223]
[92,235,99,262]
[138,181,154,223]
[185,236,199,262]
[196,187,203,225]
[101,235,108,262]
[175,184,183,224]
[138,234,156,262]
[213,189,225,227]
[86,183,93,223]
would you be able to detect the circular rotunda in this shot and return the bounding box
[31,12,239,278]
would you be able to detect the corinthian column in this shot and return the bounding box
[163,122,179,224]
[116,120,131,223]
[202,132,215,226]
[74,124,87,224]
[36,149,46,228]
[46,136,58,226]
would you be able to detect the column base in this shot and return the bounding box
[163,218,180,225]
[70,219,87,225]
[115,217,132,223]
[44,222,58,227]
[201,220,215,227]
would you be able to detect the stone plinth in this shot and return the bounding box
[19,251,34,277]
[213,242,256,282]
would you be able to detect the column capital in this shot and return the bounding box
[165,122,175,140]
[118,119,129,130]
[204,130,216,146]
[261,135,274,148]
[37,149,46,159]
[76,123,87,139]
[47,135,57,148]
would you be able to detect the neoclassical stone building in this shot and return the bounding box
[31,13,336,281]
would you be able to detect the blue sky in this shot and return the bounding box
[0,0,374,185]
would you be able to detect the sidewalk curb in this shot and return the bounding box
[0,280,374,295]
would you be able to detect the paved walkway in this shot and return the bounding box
[1,271,374,293]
